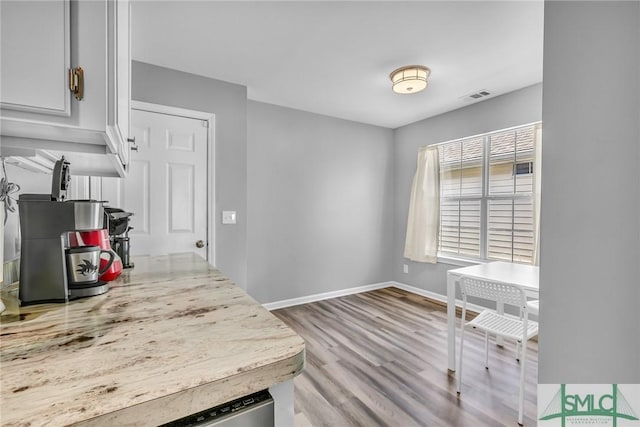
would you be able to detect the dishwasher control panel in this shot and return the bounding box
[159,389,273,427]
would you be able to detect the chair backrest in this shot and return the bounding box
[460,277,526,309]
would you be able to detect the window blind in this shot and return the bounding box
[437,123,538,264]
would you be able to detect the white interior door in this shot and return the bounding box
[102,108,209,258]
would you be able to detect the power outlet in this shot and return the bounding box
[403,264,409,274]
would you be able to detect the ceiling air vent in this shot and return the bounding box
[461,89,492,101]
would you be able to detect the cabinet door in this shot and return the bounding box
[0,0,70,115]
[1,0,130,178]
[116,0,131,166]
[107,0,131,168]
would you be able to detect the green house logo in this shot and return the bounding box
[540,384,639,426]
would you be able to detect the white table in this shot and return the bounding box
[446,261,539,371]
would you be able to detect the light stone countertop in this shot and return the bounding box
[0,253,305,427]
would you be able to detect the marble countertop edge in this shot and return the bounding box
[76,346,305,427]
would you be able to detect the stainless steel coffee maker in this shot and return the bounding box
[18,157,108,305]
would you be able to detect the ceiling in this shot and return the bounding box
[131,1,544,129]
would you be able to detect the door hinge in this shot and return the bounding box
[69,67,84,101]
[128,137,138,151]
[202,120,209,128]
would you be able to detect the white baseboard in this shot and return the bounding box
[389,281,448,304]
[263,280,488,314]
[391,281,488,315]
[262,282,486,313]
[262,281,394,311]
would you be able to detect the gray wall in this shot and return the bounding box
[247,101,394,303]
[132,61,248,289]
[539,1,640,383]
[393,84,543,296]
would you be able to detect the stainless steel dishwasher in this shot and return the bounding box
[159,390,274,427]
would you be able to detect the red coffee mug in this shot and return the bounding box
[69,230,123,282]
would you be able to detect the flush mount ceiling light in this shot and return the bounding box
[389,65,431,94]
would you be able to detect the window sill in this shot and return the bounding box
[437,255,536,268]
[436,255,484,267]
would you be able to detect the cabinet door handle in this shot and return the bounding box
[128,137,138,151]
[69,67,84,101]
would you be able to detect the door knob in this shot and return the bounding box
[195,240,205,248]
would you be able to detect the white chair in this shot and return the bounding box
[517,299,539,361]
[456,277,539,426]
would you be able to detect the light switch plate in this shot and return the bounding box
[222,211,236,225]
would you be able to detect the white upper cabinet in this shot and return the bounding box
[0,1,71,116]
[0,0,131,177]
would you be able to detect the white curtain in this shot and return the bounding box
[404,146,440,263]
[532,124,542,266]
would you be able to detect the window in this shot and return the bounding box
[438,123,540,264]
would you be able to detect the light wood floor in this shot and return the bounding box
[273,287,538,427]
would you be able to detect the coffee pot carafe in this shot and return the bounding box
[113,226,133,269]
[104,207,134,269]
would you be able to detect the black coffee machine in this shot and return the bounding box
[18,157,107,304]
[104,207,134,269]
